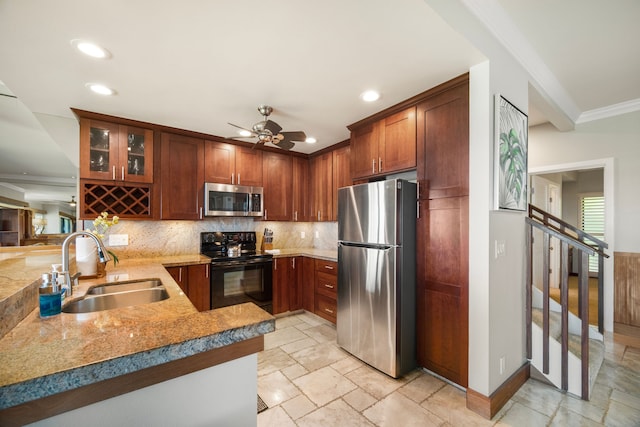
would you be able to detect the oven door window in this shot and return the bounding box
[211,262,272,310]
[208,190,249,214]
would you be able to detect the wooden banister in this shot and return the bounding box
[525,204,608,401]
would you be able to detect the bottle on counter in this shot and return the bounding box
[39,272,62,318]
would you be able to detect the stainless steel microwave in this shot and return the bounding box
[203,183,263,217]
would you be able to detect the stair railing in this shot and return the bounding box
[525,204,609,400]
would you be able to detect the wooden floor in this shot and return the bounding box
[548,275,599,326]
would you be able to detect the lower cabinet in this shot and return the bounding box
[314,259,338,323]
[272,256,303,314]
[166,264,210,312]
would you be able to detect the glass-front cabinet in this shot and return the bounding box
[80,118,154,183]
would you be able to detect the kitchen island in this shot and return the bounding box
[0,248,274,426]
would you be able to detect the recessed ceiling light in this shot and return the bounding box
[360,90,380,102]
[238,130,252,137]
[86,83,116,96]
[305,137,317,144]
[71,39,111,59]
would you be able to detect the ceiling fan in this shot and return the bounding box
[228,105,307,151]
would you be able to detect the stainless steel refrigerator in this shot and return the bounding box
[337,178,416,378]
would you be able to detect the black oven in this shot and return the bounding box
[210,257,273,313]
[201,231,273,313]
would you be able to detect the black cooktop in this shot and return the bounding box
[200,231,272,261]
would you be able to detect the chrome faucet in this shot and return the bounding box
[62,231,112,296]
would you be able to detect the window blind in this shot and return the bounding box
[580,195,604,272]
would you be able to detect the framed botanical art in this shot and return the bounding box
[495,94,528,211]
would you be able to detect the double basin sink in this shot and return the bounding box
[62,278,169,314]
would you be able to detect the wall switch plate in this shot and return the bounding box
[109,234,129,246]
[499,356,506,374]
[494,240,506,259]
[315,231,320,238]
[300,231,306,239]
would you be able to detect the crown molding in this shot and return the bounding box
[576,98,640,124]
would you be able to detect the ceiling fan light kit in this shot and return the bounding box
[228,104,307,151]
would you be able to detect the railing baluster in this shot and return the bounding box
[561,241,569,391]
[543,232,550,375]
[579,250,590,400]
[526,221,533,360]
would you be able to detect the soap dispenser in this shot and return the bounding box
[39,272,62,318]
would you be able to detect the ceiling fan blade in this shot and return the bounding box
[264,120,282,135]
[228,122,256,135]
[273,140,295,150]
[280,131,307,143]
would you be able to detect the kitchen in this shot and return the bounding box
[3,1,639,426]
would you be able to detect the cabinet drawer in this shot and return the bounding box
[316,271,337,298]
[315,259,337,275]
[315,293,337,324]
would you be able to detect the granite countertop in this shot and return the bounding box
[269,248,337,261]
[0,250,274,412]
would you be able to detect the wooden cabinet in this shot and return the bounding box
[349,106,416,180]
[309,152,333,222]
[0,209,23,246]
[78,116,155,219]
[204,140,262,186]
[166,264,210,311]
[159,133,204,220]
[263,151,292,221]
[302,257,316,312]
[80,118,154,183]
[314,259,338,323]
[332,145,352,220]
[292,157,311,222]
[272,256,303,314]
[415,76,469,388]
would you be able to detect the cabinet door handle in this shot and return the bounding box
[317,210,321,221]
[274,259,277,270]
[112,165,116,180]
[121,166,125,180]
[237,174,240,185]
[324,308,334,314]
[231,174,234,184]
[372,158,376,174]
[206,264,209,278]
[199,207,203,219]
[324,265,334,270]
[294,211,298,221]
[378,157,382,172]
[292,258,296,269]
[179,267,182,282]
[324,283,334,289]
[417,201,420,219]
[264,209,267,220]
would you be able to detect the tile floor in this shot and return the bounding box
[257,311,640,426]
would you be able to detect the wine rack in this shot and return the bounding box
[81,181,152,219]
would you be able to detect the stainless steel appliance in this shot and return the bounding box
[337,179,417,378]
[203,183,263,217]
[200,232,273,313]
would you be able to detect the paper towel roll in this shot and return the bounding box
[76,236,97,277]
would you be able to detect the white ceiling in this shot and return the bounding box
[0,0,638,205]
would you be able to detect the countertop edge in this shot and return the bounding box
[0,317,275,410]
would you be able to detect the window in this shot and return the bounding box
[579,194,604,272]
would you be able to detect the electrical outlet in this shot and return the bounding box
[300,231,306,239]
[109,234,129,246]
[499,356,506,375]
[315,230,319,238]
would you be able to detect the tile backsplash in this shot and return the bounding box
[83,219,337,259]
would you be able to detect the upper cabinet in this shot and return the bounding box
[80,118,154,183]
[159,133,204,220]
[309,151,333,222]
[204,140,262,186]
[292,157,311,222]
[349,106,416,180]
[262,151,293,221]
